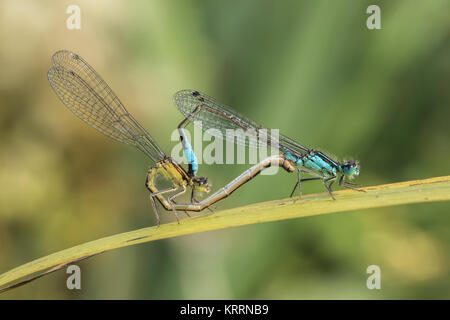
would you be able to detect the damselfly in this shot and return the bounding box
[174,90,362,200]
[47,51,216,225]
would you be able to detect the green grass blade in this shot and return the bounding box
[1,175,449,292]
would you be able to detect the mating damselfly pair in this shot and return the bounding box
[48,50,362,225]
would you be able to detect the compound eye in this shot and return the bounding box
[345,161,355,169]
[195,177,208,185]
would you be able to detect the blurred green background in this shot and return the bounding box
[0,0,449,299]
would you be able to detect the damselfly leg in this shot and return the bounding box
[289,169,323,199]
[149,195,160,226]
[323,176,337,200]
[148,186,180,226]
[338,175,365,192]
[168,186,190,223]
[289,168,327,199]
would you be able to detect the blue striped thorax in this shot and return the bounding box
[302,151,338,176]
[285,150,359,179]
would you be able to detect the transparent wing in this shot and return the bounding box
[279,134,311,158]
[173,90,310,157]
[48,50,166,162]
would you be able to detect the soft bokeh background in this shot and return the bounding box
[0,0,449,299]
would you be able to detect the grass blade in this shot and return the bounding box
[1,175,449,292]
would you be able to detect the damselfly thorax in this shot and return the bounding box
[149,158,191,188]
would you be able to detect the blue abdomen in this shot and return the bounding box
[183,139,198,175]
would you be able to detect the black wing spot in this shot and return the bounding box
[192,91,200,96]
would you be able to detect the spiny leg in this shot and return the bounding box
[342,184,366,192]
[170,208,180,224]
[190,188,197,204]
[290,168,324,198]
[149,194,160,227]
[289,177,323,198]
[323,176,337,200]
[168,186,187,204]
[339,175,365,192]
[181,200,192,216]
[339,175,362,188]
[291,169,302,199]
[149,186,179,226]
[151,186,178,197]
[344,181,362,187]
[328,179,335,191]
[289,180,299,198]
[168,186,188,223]
[183,207,191,218]
[343,182,366,192]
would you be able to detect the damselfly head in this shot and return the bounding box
[193,176,210,193]
[342,160,359,177]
